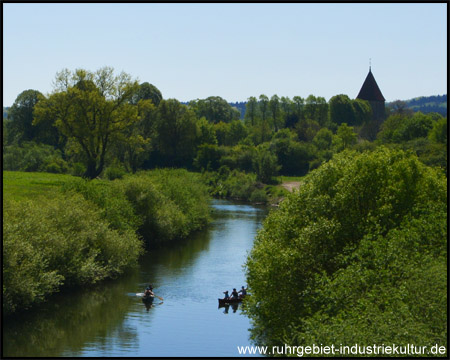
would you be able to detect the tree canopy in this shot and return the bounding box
[34,67,140,179]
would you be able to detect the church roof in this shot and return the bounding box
[357,68,385,102]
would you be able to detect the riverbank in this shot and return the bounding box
[3,170,211,315]
[201,169,300,206]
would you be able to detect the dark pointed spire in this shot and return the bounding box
[357,67,385,102]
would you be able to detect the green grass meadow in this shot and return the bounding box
[3,171,75,201]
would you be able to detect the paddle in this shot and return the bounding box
[138,291,163,301]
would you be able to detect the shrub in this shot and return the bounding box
[249,188,268,204]
[104,164,127,180]
[3,193,143,315]
[115,169,210,245]
[3,142,68,173]
[62,178,141,234]
[70,162,86,177]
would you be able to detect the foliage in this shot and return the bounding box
[189,96,240,123]
[3,193,143,315]
[252,144,281,184]
[328,94,356,126]
[214,120,248,146]
[61,177,140,234]
[153,99,199,167]
[245,147,447,348]
[336,122,357,149]
[3,142,69,173]
[202,169,261,201]
[249,188,268,204]
[271,130,316,176]
[34,67,140,179]
[378,112,440,143]
[194,144,227,171]
[428,116,447,144]
[5,89,48,145]
[131,82,162,106]
[115,169,210,245]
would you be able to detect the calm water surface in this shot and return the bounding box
[3,199,267,357]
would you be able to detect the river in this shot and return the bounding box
[3,199,268,357]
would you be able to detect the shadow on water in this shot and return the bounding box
[3,272,141,357]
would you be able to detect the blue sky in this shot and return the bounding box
[3,3,447,107]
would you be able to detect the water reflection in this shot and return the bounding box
[3,273,141,357]
[219,303,240,314]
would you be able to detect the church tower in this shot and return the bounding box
[356,67,386,124]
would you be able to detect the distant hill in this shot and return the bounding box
[388,95,447,116]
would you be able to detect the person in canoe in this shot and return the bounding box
[223,290,230,300]
[144,285,155,298]
[238,286,247,298]
[230,288,239,299]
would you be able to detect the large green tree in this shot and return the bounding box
[6,89,56,145]
[189,96,239,124]
[131,82,163,106]
[34,67,139,179]
[329,94,356,126]
[154,99,199,166]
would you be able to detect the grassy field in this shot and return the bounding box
[278,175,305,183]
[3,171,76,201]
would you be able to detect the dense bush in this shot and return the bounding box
[3,193,143,315]
[245,147,447,349]
[115,169,210,245]
[3,142,69,173]
[202,168,262,201]
[61,178,141,234]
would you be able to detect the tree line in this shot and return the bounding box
[3,66,447,185]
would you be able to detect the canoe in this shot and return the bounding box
[218,297,244,306]
[142,295,155,303]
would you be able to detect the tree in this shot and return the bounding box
[388,100,413,116]
[292,96,304,121]
[336,123,357,149]
[394,112,434,142]
[329,94,356,126]
[269,94,282,131]
[294,118,321,142]
[7,89,45,144]
[313,127,333,150]
[196,116,217,146]
[131,82,162,106]
[245,96,259,126]
[428,116,447,144]
[352,98,372,126]
[252,144,280,183]
[258,94,269,123]
[34,67,140,179]
[154,99,199,167]
[189,96,239,124]
[113,99,156,173]
[304,95,328,125]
